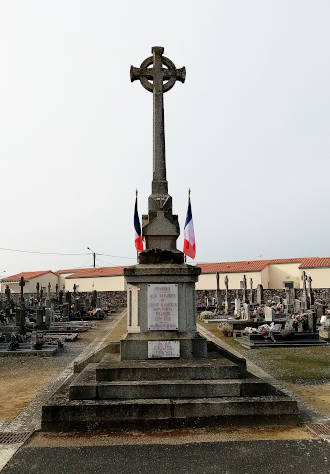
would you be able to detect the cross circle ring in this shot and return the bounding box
[138,55,178,93]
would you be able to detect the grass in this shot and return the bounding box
[198,320,330,383]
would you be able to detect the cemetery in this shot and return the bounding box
[0,276,117,357]
[36,47,303,433]
[1,32,330,472]
[197,271,329,349]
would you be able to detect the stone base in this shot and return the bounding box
[41,341,298,432]
[120,331,207,360]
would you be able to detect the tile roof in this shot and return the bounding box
[268,258,303,264]
[55,268,85,275]
[299,257,330,269]
[197,258,304,274]
[197,260,270,273]
[1,270,56,282]
[66,266,126,279]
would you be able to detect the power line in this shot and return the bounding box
[0,246,137,260]
[0,247,88,256]
[97,253,136,260]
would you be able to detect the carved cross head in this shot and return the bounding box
[130,46,186,93]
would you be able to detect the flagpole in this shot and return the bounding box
[136,189,139,264]
[184,188,191,264]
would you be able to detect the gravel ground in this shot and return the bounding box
[0,313,124,421]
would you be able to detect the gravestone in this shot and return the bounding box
[256,284,264,305]
[242,302,250,320]
[58,290,63,305]
[224,274,230,314]
[19,276,25,306]
[241,275,248,303]
[264,306,275,322]
[294,299,301,314]
[234,298,241,315]
[45,308,54,328]
[249,278,253,305]
[216,272,221,311]
[36,308,44,329]
[122,47,205,360]
[307,276,314,307]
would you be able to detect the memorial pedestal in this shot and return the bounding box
[122,263,207,360]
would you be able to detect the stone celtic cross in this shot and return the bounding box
[131,47,185,188]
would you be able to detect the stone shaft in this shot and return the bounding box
[152,47,167,189]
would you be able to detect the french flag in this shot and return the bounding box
[134,193,144,253]
[183,191,196,259]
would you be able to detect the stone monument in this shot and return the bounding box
[122,47,206,360]
[40,46,299,432]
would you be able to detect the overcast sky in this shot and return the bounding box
[1,0,330,276]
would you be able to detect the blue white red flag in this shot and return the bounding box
[134,193,144,253]
[183,191,196,259]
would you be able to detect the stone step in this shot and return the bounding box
[96,355,244,382]
[69,377,273,400]
[42,395,298,431]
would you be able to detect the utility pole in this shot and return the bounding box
[87,247,96,268]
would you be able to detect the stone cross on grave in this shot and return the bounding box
[5,284,10,302]
[224,275,229,293]
[131,47,186,263]
[307,275,314,306]
[302,271,307,292]
[249,278,254,305]
[242,274,247,303]
[19,276,25,304]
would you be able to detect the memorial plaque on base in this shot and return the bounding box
[148,284,178,330]
[148,340,180,358]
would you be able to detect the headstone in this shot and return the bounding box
[264,306,274,322]
[294,299,301,314]
[256,284,264,305]
[307,312,317,333]
[36,308,44,329]
[241,275,247,303]
[58,290,63,305]
[307,276,314,307]
[19,276,25,305]
[249,278,253,305]
[45,308,54,328]
[216,272,221,310]
[242,302,250,320]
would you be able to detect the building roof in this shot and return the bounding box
[55,268,85,275]
[1,270,56,282]
[197,260,270,274]
[66,266,126,279]
[299,257,330,269]
[197,257,305,274]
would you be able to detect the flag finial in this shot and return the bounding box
[136,189,138,197]
[189,188,191,196]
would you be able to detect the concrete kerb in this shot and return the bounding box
[198,323,330,428]
[0,310,126,471]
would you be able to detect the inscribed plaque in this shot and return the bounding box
[148,341,180,358]
[148,284,178,330]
